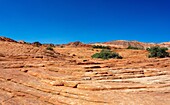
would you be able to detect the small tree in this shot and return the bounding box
[32,41,42,47]
[46,46,54,51]
[92,49,122,59]
[92,45,111,50]
[127,46,143,50]
[147,46,169,58]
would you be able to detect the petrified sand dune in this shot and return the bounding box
[0,36,17,42]
[93,40,170,49]
[0,38,170,105]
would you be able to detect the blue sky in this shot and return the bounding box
[0,0,170,44]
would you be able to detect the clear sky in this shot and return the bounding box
[0,0,170,44]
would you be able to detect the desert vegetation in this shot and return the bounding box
[127,45,143,50]
[0,36,170,105]
[92,49,122,59]
[46,46,54,51]
[92,45,111,50]
[147,46,169,58]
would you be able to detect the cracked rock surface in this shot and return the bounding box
[0,41,170,105]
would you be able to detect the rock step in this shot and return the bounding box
[76,82,164,91]
[0,70,109,105]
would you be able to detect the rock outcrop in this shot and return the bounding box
[93,40,170,49]
[0,36,17,42]
[66,41,91,47]
[0,37,170,105]
[103,40,155,49]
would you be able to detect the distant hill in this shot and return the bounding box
[0,36,17,42]
[0,36,170,49]
[91,40,170,49]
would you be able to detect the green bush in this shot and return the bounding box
[60,45,64,48]
[127,46,143,50]
[91,49,122,59]
[92,45,111,50]
[32,41,42,47]
[147,46,169,58]
[46,46,54,51]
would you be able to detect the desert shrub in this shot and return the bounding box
[44,44,55,47]
[92,45,111,50]
[91,49,122,59]
[32,41,42,47]
[60,45,64,48]
[46,46,54,51]
[127,46,143,50]
[147,46,169,58]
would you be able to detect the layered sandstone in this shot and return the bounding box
[0,38,170,105]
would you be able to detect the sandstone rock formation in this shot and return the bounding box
[0,36,17,42]
[0,37,170,105]
[93,40,170,49]
[66,41,91,47]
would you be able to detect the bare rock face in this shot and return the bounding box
[68,41,83,47]
[66,41,91,47]
[160,42,170,49]
[103,40,155,49]
[18,40,26,44]
[0,36,17,42]
[0,38,170,105]
[0,40,62,60]
[96,40,170,49]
